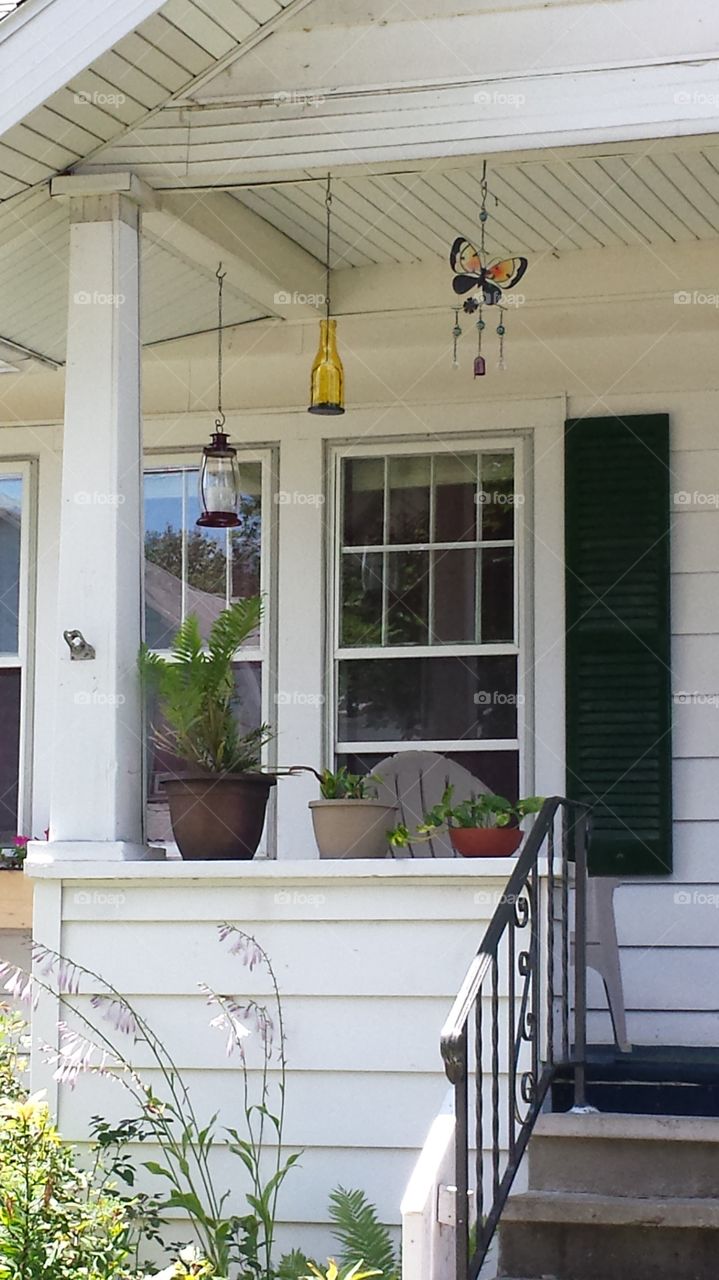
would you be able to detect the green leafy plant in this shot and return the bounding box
[388,785,544,847]
[0,836,30,869]
[0,1091,137,1280]
[0,1005,29,1101]
[153,1244,218,1279]
[139,598,272,775]
[328,1188,398,1280]
[296,767,379,801]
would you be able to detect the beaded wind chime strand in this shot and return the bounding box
[449,161,528,377]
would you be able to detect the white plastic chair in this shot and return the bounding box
[374,749,630,1051]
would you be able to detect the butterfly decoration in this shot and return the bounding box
[449,237,528,308]
[448,163,529,377]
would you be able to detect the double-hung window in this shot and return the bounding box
[143,452,273,842]
[331,440,526,797]
[0,463,32,841]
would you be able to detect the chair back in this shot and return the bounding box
[374,750,490,858]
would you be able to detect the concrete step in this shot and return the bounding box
[498,1189,719,1280]
[528,1111,719,1197]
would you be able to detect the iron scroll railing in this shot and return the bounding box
[439,797,590,1280]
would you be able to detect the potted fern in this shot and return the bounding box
[139,597,274,860]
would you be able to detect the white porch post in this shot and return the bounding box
[32,174,159,863]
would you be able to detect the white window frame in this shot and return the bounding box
[0,458,36,837]
[142,447,278,847]
[327,435,530,787]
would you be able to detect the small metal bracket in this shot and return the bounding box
[63,629,96,660]
[437,1184,457,1227]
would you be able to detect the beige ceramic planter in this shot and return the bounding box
[309,799,398,859]
[0,871,33,928]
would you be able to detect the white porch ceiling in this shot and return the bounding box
[0,187,265,364]
[0,0,307,201]
[231,144,719,267]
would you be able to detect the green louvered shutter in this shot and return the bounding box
[565,414,672,875]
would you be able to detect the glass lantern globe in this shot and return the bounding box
[196,430,242,528]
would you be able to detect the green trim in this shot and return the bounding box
[565,414,672,876]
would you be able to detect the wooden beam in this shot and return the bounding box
[142,190,326,319]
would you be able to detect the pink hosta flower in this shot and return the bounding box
[0,961,35,1007]
[51,1023,111,1090]
[31,943,81,995]
[90,994,138,1038]
[218,924,263,971]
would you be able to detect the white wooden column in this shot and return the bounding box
[33,174,158,862]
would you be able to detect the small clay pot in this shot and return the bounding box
[449,827,523,858]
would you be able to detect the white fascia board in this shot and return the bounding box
[0,0,167,138]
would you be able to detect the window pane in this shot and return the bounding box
[432,548,476,643]
[144,470,183,650]
[231,462,262,606]
[479,452,515,540]
[185,470,227,642]
[387,550,429,644]
[343,457,384,546]
[341,552,383,647]
[0,668,20,839]
[388,456,430,544]
[434,454,477,543]
[480,548,514,643]
[0,476,21,655]
[338,655,517,742]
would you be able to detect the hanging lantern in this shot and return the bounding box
[308,174,345,415]
[197,265,241,529]
[447,160,528,378]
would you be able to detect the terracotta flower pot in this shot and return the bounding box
[309,799,398,859]
[161,772,276,860]
[449,827,523,858]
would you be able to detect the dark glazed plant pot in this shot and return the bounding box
[161,772,276,860]
[449,827,523,858]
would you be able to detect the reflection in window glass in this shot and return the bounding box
[338,656,518,742]
[0,476,22,655]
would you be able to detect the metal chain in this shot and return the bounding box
[215,262,227,429]
[324,172,332,320]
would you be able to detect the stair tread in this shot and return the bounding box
[503,1189,719,1228]
[535,1111,719,1143]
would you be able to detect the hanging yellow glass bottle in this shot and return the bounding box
[308,316,345,415]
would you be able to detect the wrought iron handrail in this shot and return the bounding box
[439,796,590,1280]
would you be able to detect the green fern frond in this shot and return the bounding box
[329,1187,398,1280]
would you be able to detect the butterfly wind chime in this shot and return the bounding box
[449,162,528,376]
